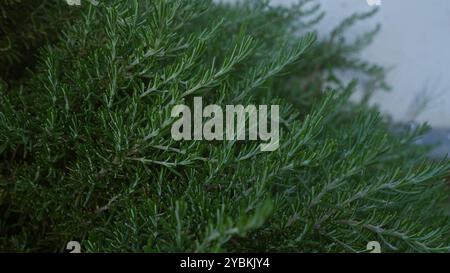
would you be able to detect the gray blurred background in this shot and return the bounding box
[265,0,450,157]
[272,0,450,126]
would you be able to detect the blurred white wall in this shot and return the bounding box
[271,0,450,128]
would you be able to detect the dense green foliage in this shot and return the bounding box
[1,0,449,252]
[0,0,75,85]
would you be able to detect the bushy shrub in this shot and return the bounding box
[0,0,449,252]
